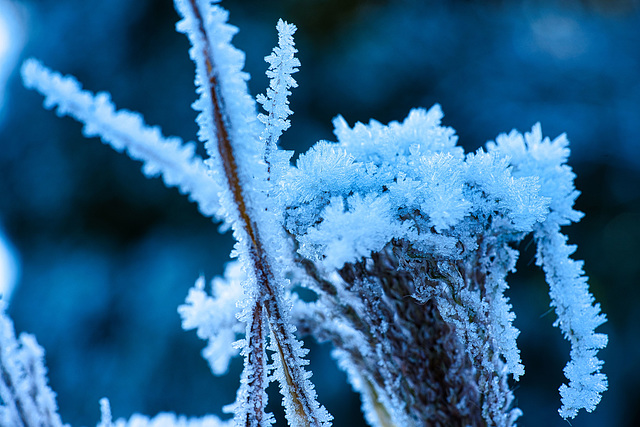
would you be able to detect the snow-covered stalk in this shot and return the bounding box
[0,303,66,427]
[20,60,221,219]
[535,228,608,419]
[231,299,270,426]
[257,19,300,170]
[174,1,330,426]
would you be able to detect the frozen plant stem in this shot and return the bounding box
[174,1,329,426]
[16,0,607,426]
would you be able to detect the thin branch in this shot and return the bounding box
[21,59,221,219]
[176,1,331,425]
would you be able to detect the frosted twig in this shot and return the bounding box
[174,1,332,425]
[0,302,67,427]
[257,19,300,163]
[21,59,221,219]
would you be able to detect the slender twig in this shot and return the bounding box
[184,2,327,425]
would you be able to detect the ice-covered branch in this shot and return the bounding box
[257,19,300,160]
[0,303,66,427]
[535,228,608,418]
[20,59,221,219]
[228,299,271,427]
[487,125,608,418]
[174,1,331,425]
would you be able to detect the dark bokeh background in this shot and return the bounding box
[1,0,639,426]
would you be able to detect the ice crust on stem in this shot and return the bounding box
[174,1,331,425]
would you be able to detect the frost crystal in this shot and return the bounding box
[15,0,607,426]
[179,264,245,376]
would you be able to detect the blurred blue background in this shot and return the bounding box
[0,0,638,425]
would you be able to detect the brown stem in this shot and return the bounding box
[241,301,267,426]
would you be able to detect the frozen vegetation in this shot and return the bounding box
[3,0,607,426]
